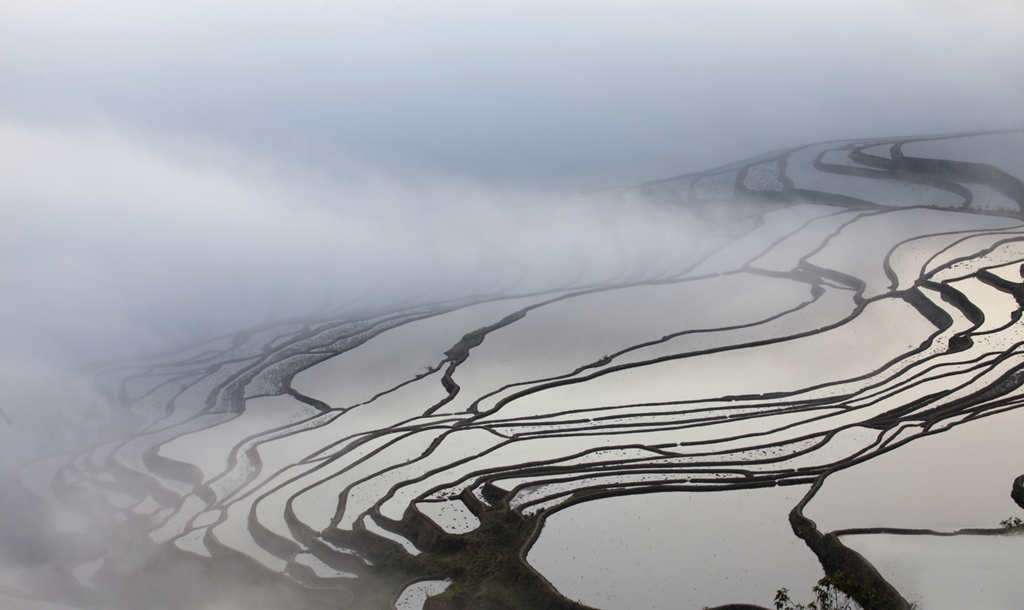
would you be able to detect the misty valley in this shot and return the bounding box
[5,130,1024,610]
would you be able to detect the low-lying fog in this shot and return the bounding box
[3,0,1022,463]
[2,2,1024,610]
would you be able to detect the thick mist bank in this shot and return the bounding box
[4,0,1023,470]
[1,122,732,363]
[0,120,744,466]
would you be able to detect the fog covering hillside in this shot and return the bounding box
[4,130,1024,610]
[2,2,1024,610]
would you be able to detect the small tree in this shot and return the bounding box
[774,576,855,610]
[999,516,1024,529]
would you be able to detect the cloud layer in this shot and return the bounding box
[1,0,1022,463]
[2,1,1023,187]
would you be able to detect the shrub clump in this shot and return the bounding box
[774,576,857,610]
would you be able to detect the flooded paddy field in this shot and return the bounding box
[4,130,1024,610]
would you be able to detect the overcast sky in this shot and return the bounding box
[3,0,1022,188]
